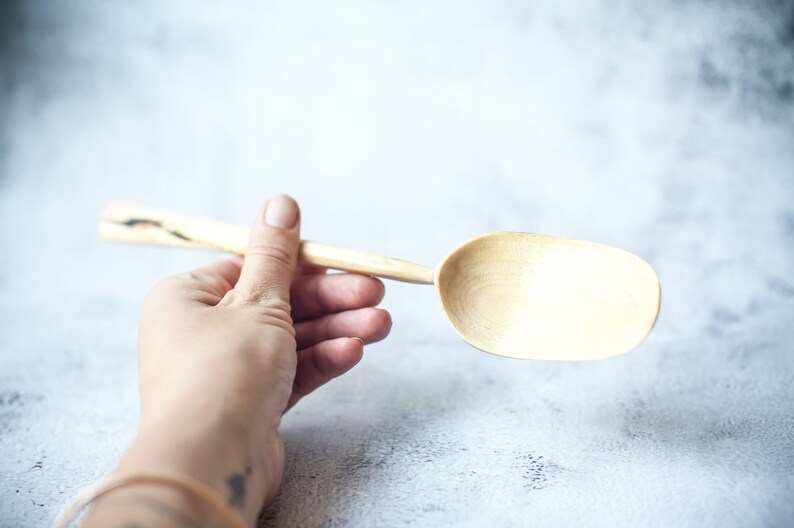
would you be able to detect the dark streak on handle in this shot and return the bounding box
[115,218,193,242]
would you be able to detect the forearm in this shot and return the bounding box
[81,425,277,528]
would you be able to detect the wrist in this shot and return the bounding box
[80,479,236,528]
[114,424,272,526]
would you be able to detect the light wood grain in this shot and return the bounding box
[99,203,435,284]
[434,232,660,361]
[99,203,661,361]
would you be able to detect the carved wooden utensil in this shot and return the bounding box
[99,203,660,361]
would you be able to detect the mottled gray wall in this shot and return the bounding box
[1,1,793,527]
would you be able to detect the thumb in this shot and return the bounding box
[236,194,301,305]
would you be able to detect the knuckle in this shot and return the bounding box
[189,270,230,294]
[321,315,332,341]
[145,273,188,300]
[353,275,372,301]
[246,244,296,269]
[310,348,334,382]
[241,301,296,337]
[155,273,189,290]
[239,281,290,305]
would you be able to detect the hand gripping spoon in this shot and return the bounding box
[99,203,660,361]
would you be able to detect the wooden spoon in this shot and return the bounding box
[99,203,660,361]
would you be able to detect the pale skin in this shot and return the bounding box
[81,194,392,527]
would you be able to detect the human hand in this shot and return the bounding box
[85,195,391,527]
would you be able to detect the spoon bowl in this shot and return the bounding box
[435,232,660,360]
[100,204,661,361]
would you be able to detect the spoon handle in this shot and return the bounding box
[99,203,435,285]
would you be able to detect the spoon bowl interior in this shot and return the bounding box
[434,232,660,361]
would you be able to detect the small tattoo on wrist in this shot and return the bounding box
[226,462,253,508]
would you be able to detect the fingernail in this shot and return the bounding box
[263,194,299,228]
[351,337,364,346]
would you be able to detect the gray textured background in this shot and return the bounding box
[1,1,793,526]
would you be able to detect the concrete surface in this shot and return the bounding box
[1,1,793,526]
